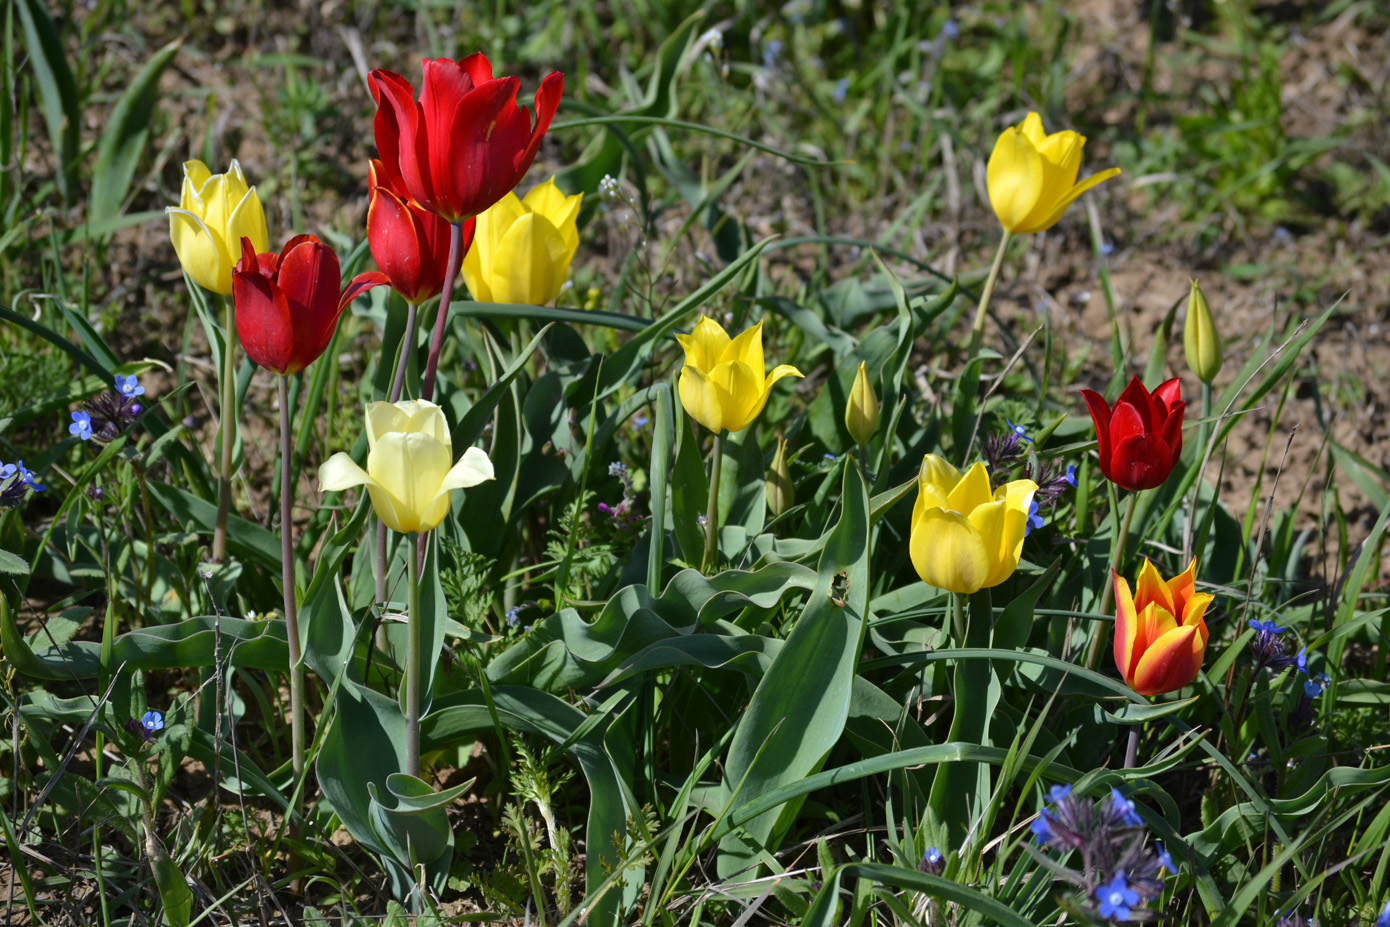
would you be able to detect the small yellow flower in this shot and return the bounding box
[1183,279,1223,384]
[909,455,1037,594]
[462,177,582,306]
[845,361,880,447]
[766,435,794,519]
[675,317,803,435]
[986,113,1121,235]
[318,400,494,534]
[167,160,269,295]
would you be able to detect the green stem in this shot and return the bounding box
[1084,490,1140,670]
[375,301,421,636]
[951,591,967,649]
[475,660,512,805]
[1184,380,1214,564]
[277,376,305,795]
[421,222,464,403]
[700,431,725,574]
[212,294,237,563]
[1124,726,1140,769]
[967,231,1012,355]
[406,531,422,779]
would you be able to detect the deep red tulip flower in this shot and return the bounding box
[233,236,388,376]
[367,160,476,305]
[370,54,564,224]
[1080,376,1185,491]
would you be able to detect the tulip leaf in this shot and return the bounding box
[670,415,709,566]
[147,481,281,574]
[16,0,80,205]
[1104,696,1200,724]
[646,383,674,588]
[837,863,1035,927]
[89,38,182,229]
[718,427,767,546]
[717,462,870,879]
[366,773,468,899]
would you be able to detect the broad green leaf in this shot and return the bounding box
[89,38,182,227]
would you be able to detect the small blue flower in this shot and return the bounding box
[762,40,783,68]
[1025,499,1044,537]
[70,410,93,441]
[141,710,164,733]
[1064,464,1077,487]
[16,461,45,492]
[633,415,649,428]
[1295,648,1309,673]
[1373,900,1390,927]
[1109,788,1143,826]
[940,18,959,39]
[0,462,15,482]
[1099,241,1115,257]
[923,846,942,866]
[1095,871,1140,920]
[1155,842,1176,873]
[116,374,145,398]
[1046,783,1072,804]
[832,77,849,104]
[1030,811,1053,845]
[1248,618,1286,635]
[505,607,520,627]
[1005,417,1033,443]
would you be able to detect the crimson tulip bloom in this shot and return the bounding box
[233,236,387,376]
[370,54,563,224]
[1080,376,1184,491]
[367,159,476,305]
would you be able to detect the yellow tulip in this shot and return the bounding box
[766,435,794,518]
[1183,279,1223,384]
[167,159,269,295]
[462,177,582,306]
[845,361,880,446]
[986,113,1121,235]
[675,317,803,434]
[318,400,494,534]
[909,455,1037,594]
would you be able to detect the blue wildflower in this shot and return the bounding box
[141,710,164,733]
[762,40,783,68]
[1047,783,1072,804]
[1155,842,1176,873]
[1005,417,1033,443]
[918,845,944,874]
[1095,871,1140,921]
[0,463,14,481]
[633,415,649,428]
[1108,788,1143,826]
[1295,648,1309,673]
[505,607,520,628]
[1030,810,1054,845]
[940,19,959,39]
[1303,678,1322,698]
[1025,499,1044,537]
[1064,464,1077,487]
[70,410,93,441]
[116,374,145,398]
[17,461,45,492]
[832,77,849,104]
[1373,900,1390,927]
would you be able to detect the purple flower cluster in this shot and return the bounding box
[1247,618,1299,673]
[70,375,146,445]
[982,418,1077,538]
[598,461,643,530]
[1028,785,1176,922]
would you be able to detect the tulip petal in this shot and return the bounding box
[707,360,766,433]
[722,320,765,374]
[523,179,582,258]
[1159,398,1185,461]
[981,478,1037,588]
[366,400,451,449]
[986,127,1044,233]
[1015,130,1083,232]
[676,316,732,373]
[368,431,453,535]
[368,185,428,301]
[1113,571,1140,682]
[318,452,372,492]
[233,260,294,375]
[1166,558,1197,614]
[1111,432,1178,491]
[1079,388,1113,478]
[1027,167,1122,233]
[368,69,417,199]
[371,68,433,220]
[948,461,994,515]
[168,207,228,295]
[439,446,495,491]
[677,364,724,433]
[227,184,269,257]
[1130,623,1203,696]
[1018,112,1047,146]
[910,506,990,594]
[490,212,570,305]
[917,454,963,495]
[514,72,565,192]
[425,68,523,220]
[274,237,343,375]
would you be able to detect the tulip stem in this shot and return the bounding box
[1085,490,1140,670]
[406,531,422,779]
[374,300,421,640]
[968,231,1013,352]
[1123,726,1140,769]
[701,431,725,575]
[277,376,306,802]
[212,295,238,563]
[421,222,464,403]
[1183,380,1214,564]
[951,592,967,649]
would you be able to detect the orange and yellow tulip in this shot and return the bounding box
[1113,559,1212,696]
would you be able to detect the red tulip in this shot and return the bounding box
[233,236,388,376]
[369,54,563,224]
[1079,376,1184,491]
[367,159,476,305]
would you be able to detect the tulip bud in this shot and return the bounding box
[1183,279,1223,384]
[766,435,794,519]
[845,361,880,447]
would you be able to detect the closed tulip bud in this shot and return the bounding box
[1183,279,1223,384]
[766,435,794,518]
[462,178,582,306]
[1113,559,1211,696]
[168,160,269,295]
[845,361,880,446]
[675,317,803,435]
[318,400,494,534]
[986,113,1121,235]
[909,455,1037,595]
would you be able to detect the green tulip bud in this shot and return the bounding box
[1183,279,1223,384]
[766,435,794,519]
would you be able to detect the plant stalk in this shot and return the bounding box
[1085,490,1140,670]
[951,591,967,649]
[406,531,423,779]
[212,294,237,563]
[421,222,464,403]
[967,231,1013,356]
[701,431,725,574]
[1124,726,1140,769]
[375,300,421,638]
[278,376,305,794]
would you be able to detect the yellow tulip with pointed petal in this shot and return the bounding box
[675,317,803,434]
[462,177,582,306]
[986,113,1121,235]
[909,455,1037,594]
[167,159,269,295]
[318,400,494,534]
